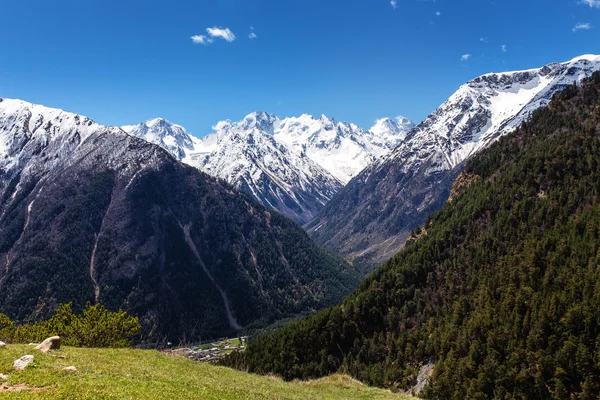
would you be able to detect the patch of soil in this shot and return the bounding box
[0,383,47,393]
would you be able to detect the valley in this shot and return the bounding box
[1,1,600,395]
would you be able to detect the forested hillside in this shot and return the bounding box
[229,72,600,399]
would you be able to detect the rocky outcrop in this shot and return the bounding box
[35,336,61,353]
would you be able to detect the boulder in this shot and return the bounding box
[62,366,77,372]
[35,336,61,353]
[13,355,34,370]
[0,373,8,380]
[0,341,6,348]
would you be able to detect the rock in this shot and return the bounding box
[0,341,6,348]
[35,336,61,353]
[62,366,77,372]
[0,373,8,380]
[410,359,435,396]
[13,355,34,370]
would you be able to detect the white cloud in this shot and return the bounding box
[461,54,471,61]
[390,0,397,9]
[581,0,600,7]
[249,32,257,39]
[480,37,488,43]
[191,35,213,45]
[435,11,441,16]
[573,22,592,32]
[207,27,236,42]
[501,44,507,52]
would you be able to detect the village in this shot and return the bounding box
[164,337,247,362]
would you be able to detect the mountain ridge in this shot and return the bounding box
[0,97,361,340]
[123,112,414,224]
[306,54,600,269]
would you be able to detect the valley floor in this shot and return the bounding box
[0,345,412,399]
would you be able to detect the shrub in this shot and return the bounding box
[0,303,140,348]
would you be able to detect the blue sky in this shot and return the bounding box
[1,0,599,137]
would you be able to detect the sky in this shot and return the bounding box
[1,0,599,138]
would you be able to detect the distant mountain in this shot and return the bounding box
[272,114,413,183]
[306,54,600,269]
[231,70,600,399]
[122,118,200,160]
[0,98,361,341]
[369,116,415,149]
[124,112,414,224]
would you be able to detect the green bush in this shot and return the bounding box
[0,302,140,348]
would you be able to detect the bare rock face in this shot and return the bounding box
[35,336,61,353]
[411,360,435,396]
[13,355,34,370]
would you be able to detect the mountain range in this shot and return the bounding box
[123,113,414,224]
[306,54,600,269]
[0,98,360,340]
[229,69,600,399]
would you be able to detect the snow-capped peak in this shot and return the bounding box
[239,111,278,132]
[369,116,415,148]
[122,118,197,160]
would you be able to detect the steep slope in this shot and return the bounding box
[123,113,414,224]
[306,54,600,269]
[232,71,600,399]
[0,98,360,341]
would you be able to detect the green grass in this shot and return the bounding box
[0,345,413,399]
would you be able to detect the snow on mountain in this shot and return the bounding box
[380,54,600,175]
[121,118,202,160]
[0,98,161,191]
[274,114,413,184]
[124,112,414,223]
[0,97,360,340]
[369,116,415,149]
[307,54,600,269]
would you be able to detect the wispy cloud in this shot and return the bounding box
[191,35,213,45]
[501,44,507,52]
[573,22,592,32]
[248,26,257,39]
[435,11,441,16]
[580,0,600,8]
[390,0,397,9]
[461,54,471,61]
[191,27,237,45]
[207,27,236,42]
[480,37,488,43]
